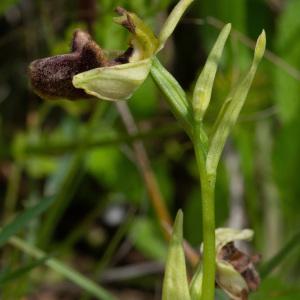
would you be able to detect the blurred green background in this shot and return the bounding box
[1,0,300,299]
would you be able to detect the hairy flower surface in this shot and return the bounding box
[29,30,111,100]
[29,0,194,101]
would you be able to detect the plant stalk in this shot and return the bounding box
[193,123,216,300]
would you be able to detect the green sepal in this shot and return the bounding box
[73,59,152,101]
[215,228,253,252]
[162,210,191,300]
[114,9,159,60]
[151,57,193,135]
[216,261,248,300]
[189,262,203,300]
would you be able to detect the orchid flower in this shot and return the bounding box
[190,228,260,300]
[29,0,194,101]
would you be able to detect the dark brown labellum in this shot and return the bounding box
[218,242,261,293]
[29,8,136,101]
[28,30,109,100]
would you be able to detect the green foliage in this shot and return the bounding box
[86,146,122,186]
[129,217,167,260]
[184,188,203,245]
[192,23,231,122]
[260,230,300,279]
[0,196,54,248]
[151,57,193,134]
[190,262,203,300]
[0,256,50,285]
[162,210,190,300]
[251,277,300,300]
[1,0,300,298]
[274,0,300,123]
[0,0,19,15]
[207,31,266,173]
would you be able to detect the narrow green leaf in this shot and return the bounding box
[206,30,266,174]
[0,196,54,248]
[260,230,300,278]
[162,210,191,300]
[151,57,208,150]
[0,255,50,285]
[158,0,194,49]
[190,262,203,300]
[151,57,194,135]
[192,23,231,122]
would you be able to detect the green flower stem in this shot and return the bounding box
[193,123,216,300]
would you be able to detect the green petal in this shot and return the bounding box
[215,228,254,252]
[72,59,152,101]
[162,210,191,300]
[114,8,159,60]
[216,260,249,300]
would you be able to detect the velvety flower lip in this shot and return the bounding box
[28,30,108,100]
[28,7,158,101]
[28,27,139,100]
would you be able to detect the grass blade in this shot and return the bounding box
[0,255,51,285]
[9,236,117,300]
[260,230,300,278]
[0,196,54,248]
